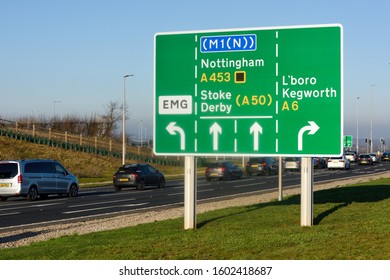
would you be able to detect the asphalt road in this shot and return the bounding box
[0,162,389,232]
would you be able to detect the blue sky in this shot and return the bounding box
[1,0,389,142]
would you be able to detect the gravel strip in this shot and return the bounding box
[1,172,388,249]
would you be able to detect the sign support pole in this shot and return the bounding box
[301,157,313,226]
[184,156,197,229]
[278,156,283,201]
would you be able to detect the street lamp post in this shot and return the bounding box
[122,74,134,165]
[139,120,143,147]
[370,84,376,153]
[356,96,359,153]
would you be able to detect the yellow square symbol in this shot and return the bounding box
[234,71,246,83]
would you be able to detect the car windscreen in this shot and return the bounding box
[360,155,370,158]
[208,163,224,168]
[248,158,265,163]
[0,163,18,179]
[119,166,139,173]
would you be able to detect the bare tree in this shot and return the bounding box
[100,101,122,138]
[5,100,124,139]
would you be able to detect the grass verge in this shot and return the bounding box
[1,178,390,260]
[0,137,186,184]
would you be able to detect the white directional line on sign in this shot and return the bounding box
[250,122,263,151]
[298,121,320,151]
[166,122,186,150]
[200,116,273,119]
[210,122,222,151]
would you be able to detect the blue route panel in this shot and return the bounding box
[200,34,257,53]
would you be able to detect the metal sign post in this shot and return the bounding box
[184,156,197,229]
[301,157,313,226]
[278,156,283,201]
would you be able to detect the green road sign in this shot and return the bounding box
[344,135,353,147]
[154,24,343,156]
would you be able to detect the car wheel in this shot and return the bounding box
[158,178,165,188]
[226,173,233,180]
[114,185,122,192]
[136,180,145,191]
[27,186,39,201]
[68,184,78,197]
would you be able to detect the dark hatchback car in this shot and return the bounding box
[113,164,165,191]
[313,157,327,169]
[357,154,374,165]
[245,157,278,176]
[205,161,243,181]
[381,152,390,162]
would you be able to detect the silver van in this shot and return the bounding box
[0,159,79,201]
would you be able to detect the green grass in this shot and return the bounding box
[1,178,390,260]
[0,137,186,184]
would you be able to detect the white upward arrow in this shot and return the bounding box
[298,121,320,151]
[166,122,185,150]
[210,122,222,151]
[250,122,263,151]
